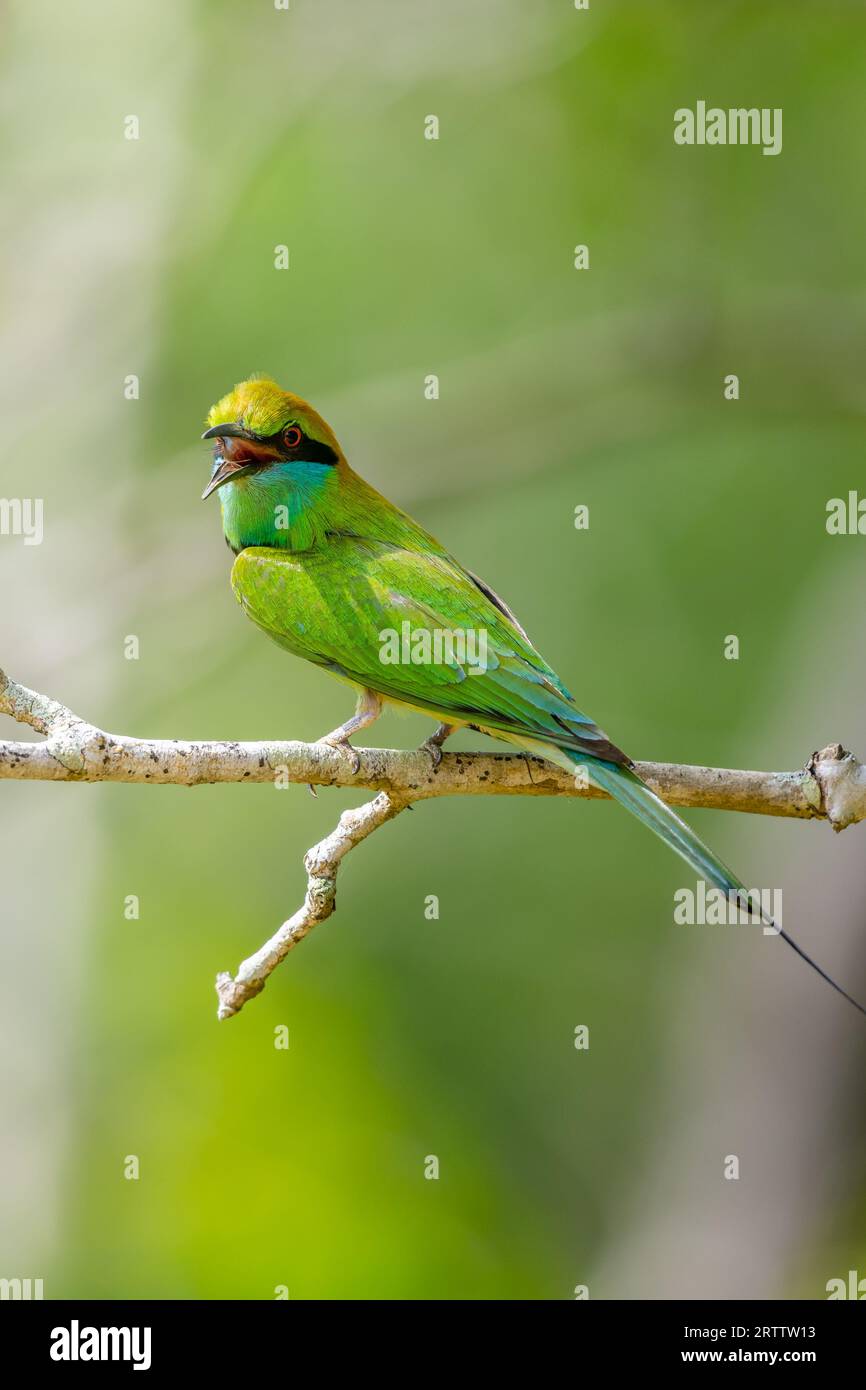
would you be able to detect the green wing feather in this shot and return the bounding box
[231,539,628,764]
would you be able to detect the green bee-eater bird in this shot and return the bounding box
[202,375,864,1017]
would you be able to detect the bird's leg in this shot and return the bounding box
[316,688,384,776]
[418,721,456,769]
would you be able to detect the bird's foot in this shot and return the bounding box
[418,722,455,770]
[316,731,362,776]
[311,692,382,786]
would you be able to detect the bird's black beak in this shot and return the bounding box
[201,423,259,499]
[202,423,255,442]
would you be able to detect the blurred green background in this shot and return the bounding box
[2,0,866,1299]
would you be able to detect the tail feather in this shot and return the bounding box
[543,744,866,1020]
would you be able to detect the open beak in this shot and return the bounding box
[200,423,259,500]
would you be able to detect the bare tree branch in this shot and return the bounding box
[215,791,410,1019]
[3,663,865,1017]
[2,666,862,818]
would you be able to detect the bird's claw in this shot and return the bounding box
[317,734,361,775]
[420,736,444,769]
[418,723,455,770]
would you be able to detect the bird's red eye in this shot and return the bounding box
[283,426,302,450]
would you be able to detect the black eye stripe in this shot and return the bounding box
[276,428,338,466]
